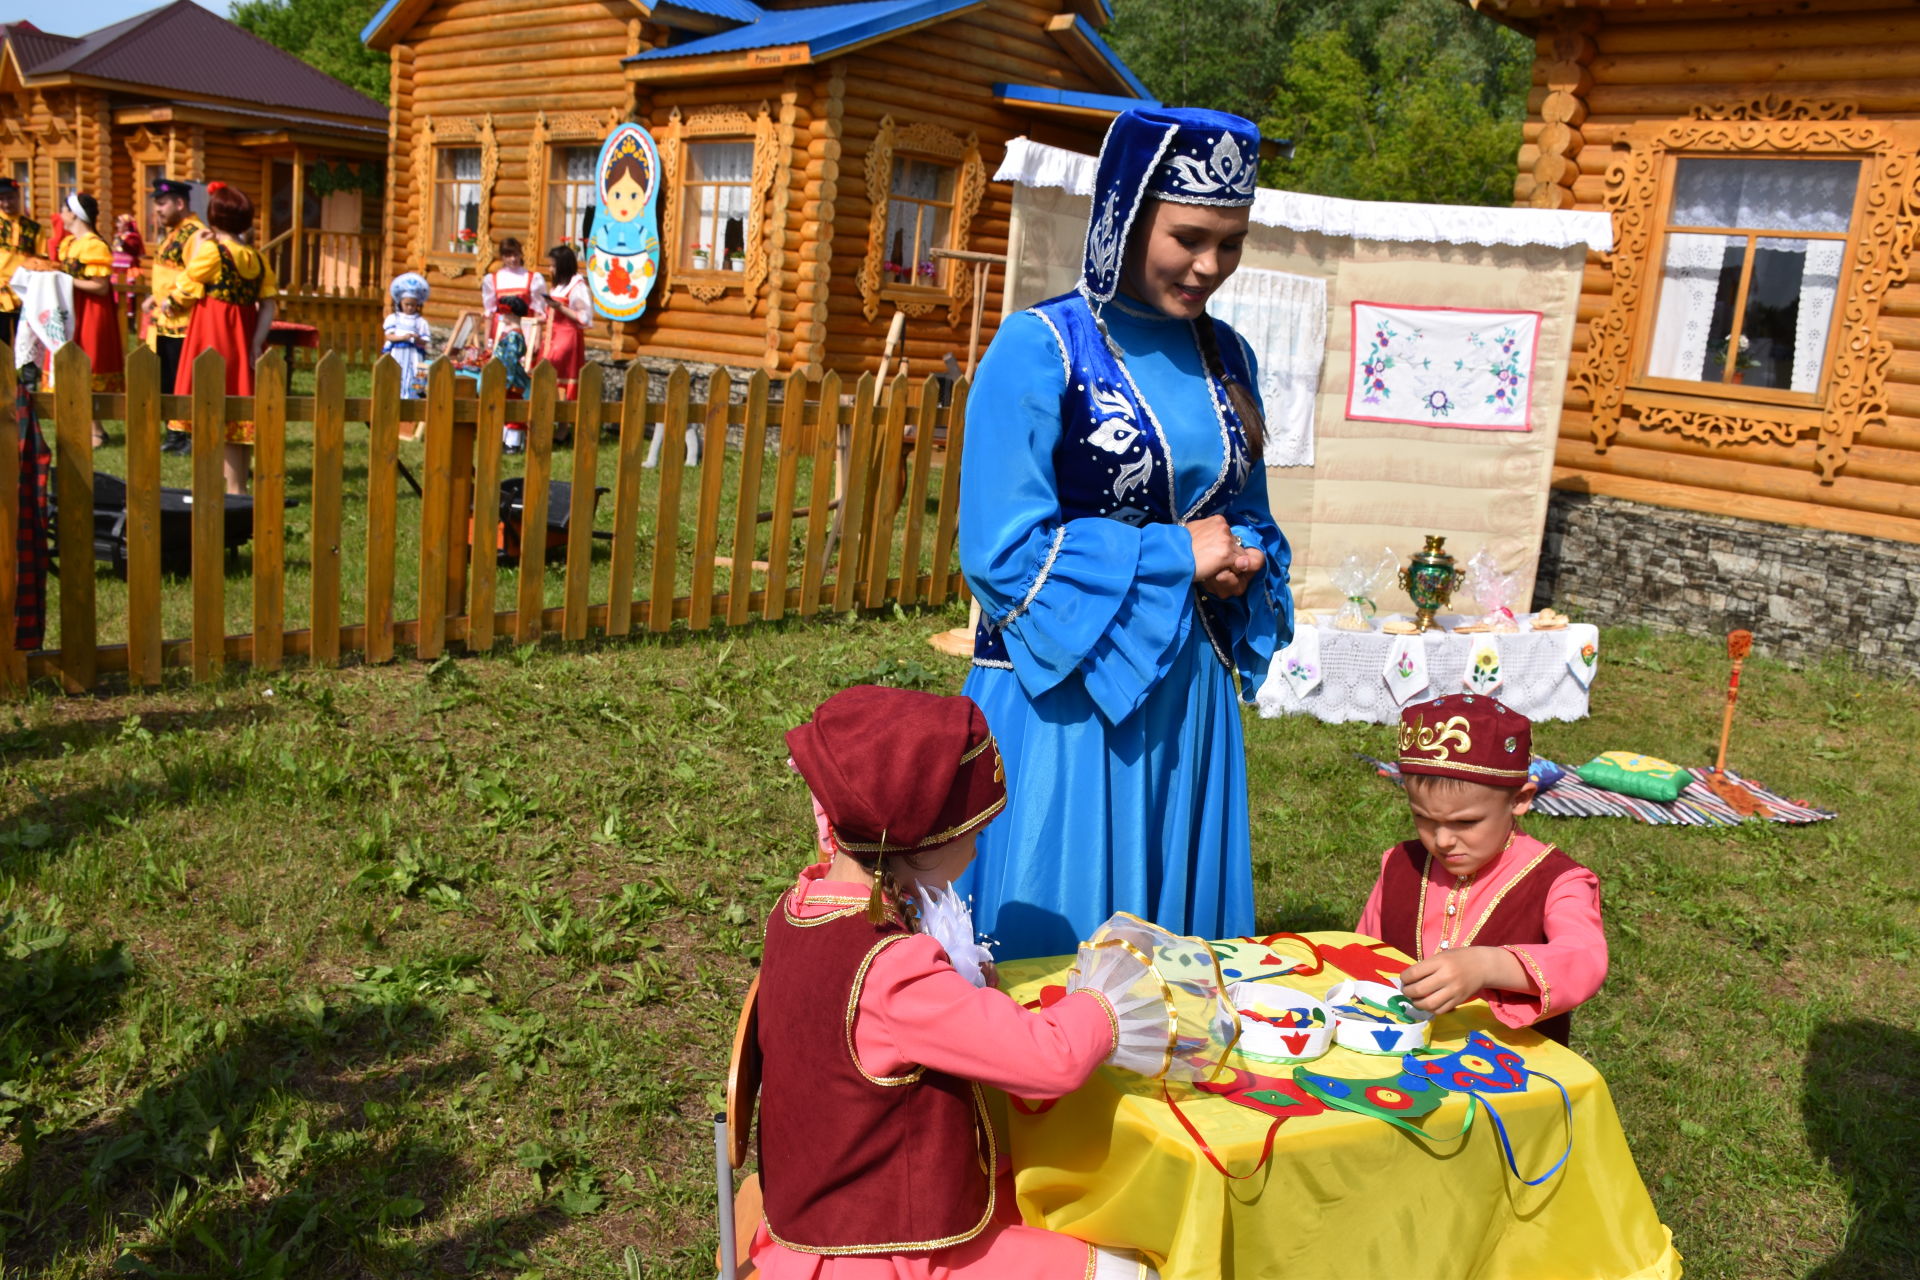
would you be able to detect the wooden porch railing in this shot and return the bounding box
[0,345,969,695]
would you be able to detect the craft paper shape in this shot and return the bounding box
[1194,1061,1329,1123]
[587,123,662,322]
[1465,633,1505,696]
[1382,634,1429,705]
[1317,941,1413,986]
[1293,1065,1460,1138]
[1273,623,1323,698]
[1565,624,1600,689]
[1347,302,1543,431]
[1403,1031,1529,1095]
[1326,977,1432,1054]
[1211,937,1306,984]
[1228,982,1334,1063]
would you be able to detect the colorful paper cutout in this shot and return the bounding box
[1193,1061,1329,1123]
[586,123,662,322]
[1318,941,1413,985]
[1291,1065,1472,1140]
[1404,1030,1529,1095]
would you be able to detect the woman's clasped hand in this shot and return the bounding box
[1186,514,1266,599]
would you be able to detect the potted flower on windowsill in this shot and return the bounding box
[727,249,745,272]
[691,244,711,270]
[458,227,477,254]
[1713,332,1756,384]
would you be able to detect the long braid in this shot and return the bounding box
[1194,315,1266,464]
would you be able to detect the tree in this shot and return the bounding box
[230,0,390,104]
[1104,0,1532,207]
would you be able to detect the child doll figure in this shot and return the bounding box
[1356,696,1607,1045]
[382,272,433,401]
[756,685,1161,1279]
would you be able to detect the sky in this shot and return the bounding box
[5,0,227,35]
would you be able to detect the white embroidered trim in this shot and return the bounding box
[1156,192,1256,208]
[1029,307,1073,385]
[994,525,1066,631]
[971,658,1015,670]
[1094,311,1183,524]
[1081,124,1179,305]
[999,138,1615,253]
[1182,318,1236,521]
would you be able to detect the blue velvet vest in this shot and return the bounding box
[973,291,1254,673]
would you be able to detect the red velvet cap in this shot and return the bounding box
[787,686,1006,855]
[1398,694,1532,787]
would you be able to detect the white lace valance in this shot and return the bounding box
[995,137,1614,253]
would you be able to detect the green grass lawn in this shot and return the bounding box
[0,613,1914,1278]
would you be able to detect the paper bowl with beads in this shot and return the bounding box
[1228,982,1332,1064]
[1325,978,1432,1055]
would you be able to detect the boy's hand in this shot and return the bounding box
[1399,946,1524,1016]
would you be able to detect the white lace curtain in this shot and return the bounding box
[886,158,951,283]
[449,149,482,233]
[1647,158,1856,393]
[1206,267,1328,467]
[687,141,753,264]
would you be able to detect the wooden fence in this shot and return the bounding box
[0,344,971,696]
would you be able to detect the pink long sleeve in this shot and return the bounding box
[1354,847,1395,939]
[1487,865,1607,1029]
[852,933,1116,1098]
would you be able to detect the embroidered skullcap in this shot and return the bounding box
[150,177,194,201]
[786,687,1006,855]
[390,272,430,305]
[1080,106,1262,305]
[1398,695,1532,788]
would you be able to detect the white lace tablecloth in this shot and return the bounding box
[1257,615,1600,724]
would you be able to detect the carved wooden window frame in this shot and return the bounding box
[1576,97,1920,482]
[855,116,986,325]
[529,108,620,257]
[659,103,777,304]
[412,114,497,278]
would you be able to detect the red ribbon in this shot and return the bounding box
[1162,1081,1283,1180]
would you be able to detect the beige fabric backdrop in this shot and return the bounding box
[1001,183,1589,614]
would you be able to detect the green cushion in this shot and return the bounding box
[1576,751,1690,803]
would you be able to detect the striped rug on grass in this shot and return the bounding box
[1360,757,1836,827]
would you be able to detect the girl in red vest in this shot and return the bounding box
[1356,696,1608,1045]
[755,685,1163,1279]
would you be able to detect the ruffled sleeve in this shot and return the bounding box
[960,310,1198,725]
[1213,323,1294,698]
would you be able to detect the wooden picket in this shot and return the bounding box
[0,344,970,697]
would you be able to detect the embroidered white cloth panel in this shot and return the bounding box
[1208,267,1327,467]
[1346,302,1543,431]
[1258,619,1598,724]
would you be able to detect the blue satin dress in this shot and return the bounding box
[956,297,1292,961]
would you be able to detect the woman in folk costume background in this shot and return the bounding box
[55,193,124,448]
[479,237,547,344]
[539,243,592,402]
[957,108,1293,961]
[158,183,278,496]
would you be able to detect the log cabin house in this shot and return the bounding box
[0,2,389,310]
[1461,0,1920,668]
[359,0,1158,378]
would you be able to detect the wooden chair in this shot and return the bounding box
[715,974,762,1280]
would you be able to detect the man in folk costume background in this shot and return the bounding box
[144,177,205,455]
[0,176,44,353]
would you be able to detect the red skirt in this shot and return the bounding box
[73,286,124,378]
[544,313,586,396]
[176,298,260,443]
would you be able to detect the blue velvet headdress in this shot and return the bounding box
[1080,107,1262,306]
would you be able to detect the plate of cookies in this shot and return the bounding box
[1529,607,1570,631]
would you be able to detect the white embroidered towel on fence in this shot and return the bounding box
[1564,624,1600,689]
[1346,301,1542,431]
[1208,267,1327,466]
[9,269,73,374]
[1273,623,1323,698]
[1464,633,1505,696]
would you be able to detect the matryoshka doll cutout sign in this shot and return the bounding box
[586,123,662,322]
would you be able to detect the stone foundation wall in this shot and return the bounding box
[1532,492,1920,678]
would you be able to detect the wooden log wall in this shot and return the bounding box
[823,0,1111,375]
[1506,0,1920,543]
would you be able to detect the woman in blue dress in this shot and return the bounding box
[957,107,1293,960]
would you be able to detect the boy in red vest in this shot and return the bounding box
[1355,695,1607,1045]
[753,685,1161,1279]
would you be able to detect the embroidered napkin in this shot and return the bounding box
[1464,633,1505,696]
[1565,623,1600,689]
[1382,634,1429,705]
[1274,623,1323,698]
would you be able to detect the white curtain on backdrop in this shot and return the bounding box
[1647,158,1857,392]
[1207,267,1327,467]
[688,142,753,264]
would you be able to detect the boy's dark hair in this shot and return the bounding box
[503,296,530,318]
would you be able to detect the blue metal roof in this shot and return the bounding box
[1062,14,1151,102]
[993,83,1156,114]
[625,0,981,62]
[361,0,401,44]
[654,0,766,22]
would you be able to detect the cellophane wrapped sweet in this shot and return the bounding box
[1064,913,1238,1083]
[1330,548,1397,631]
[1465,548,1518,630]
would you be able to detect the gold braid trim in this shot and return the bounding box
[1460,845,1559,948]
[844,934,926,1087]
[1504,945,1552,1016]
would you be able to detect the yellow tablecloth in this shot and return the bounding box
[998,932,1681,1280]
